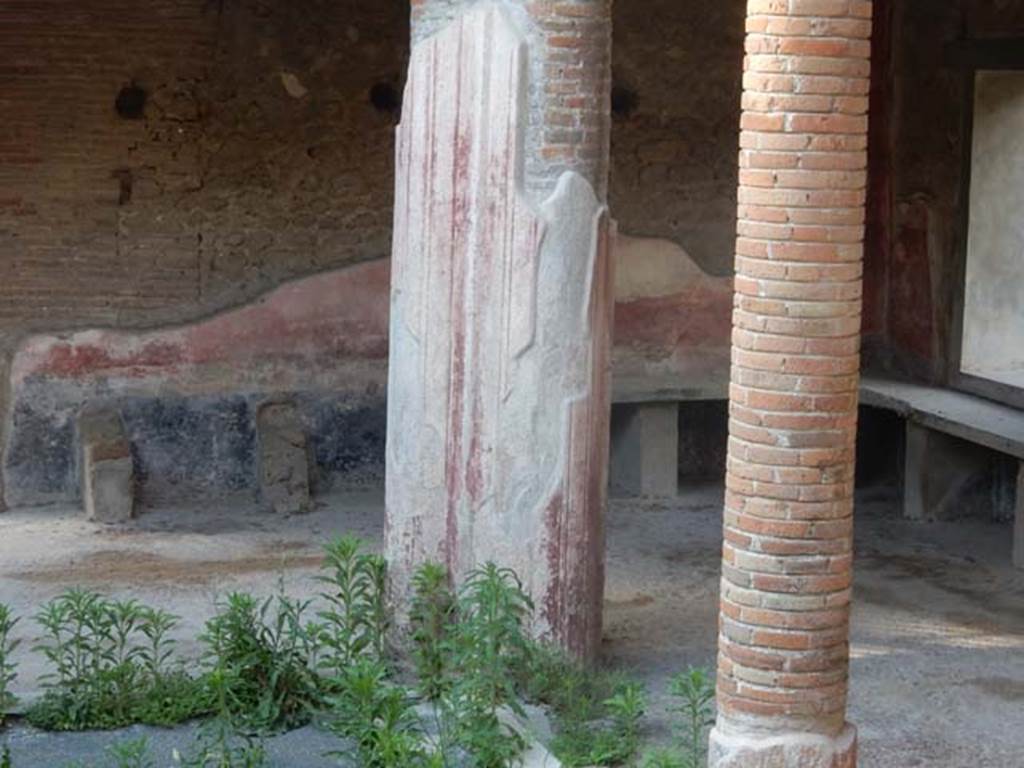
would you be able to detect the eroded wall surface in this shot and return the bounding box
[0,0,407,505]
[12,0,1023,508]
[0,0,748,508]
[613,235,732,400]
[611,0,746,277]
[0,0,404,331]
[5,238,733,509]
[6,262,390,506]
[0,0,747,336]
[0,0,748,509]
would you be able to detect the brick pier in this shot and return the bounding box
[709,1,873,766]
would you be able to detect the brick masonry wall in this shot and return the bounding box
[718,0,871,736]
[7,0,1016,507]
[611,0,747,276]
[0,1,405,335]
[0,0,744,508]
[0,0,760,345]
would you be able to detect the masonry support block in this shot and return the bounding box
[386,0,613,659]
[709,1,873,765]
[1014,462,1024,570]
[79,408,135,524]
[903,420,935,521]
[610,402,679,498]
[903,421,990,522]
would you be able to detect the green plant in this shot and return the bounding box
[317,536,389,676]
[28,590,207,731]
[409,562,455,700]
[440,692,524,768]
[176,717,267,768]
[326,658,439,768]
[641,748,685,768]
[517,643,615,723]
[57,736,155,768]
[549,678,646,767]
[668,666,715,768]
[199,591,320,733]
[440,563,534,768]
[133,606,212,727]
[603,682,646,759]
[138,606,178,678]
[638,666,715,768]
[451,564,533,706]
[108,736,154,768]
[517,641,650,767]
[1,744,10,768]
[135,665,214,727]
[0,604,19,726]
[32,589,100,696]
[172,661,270,768]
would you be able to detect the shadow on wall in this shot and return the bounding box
[3,237,733,510]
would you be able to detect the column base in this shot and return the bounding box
[708,724,857,768]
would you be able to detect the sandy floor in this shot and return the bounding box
[1,485,1023,767]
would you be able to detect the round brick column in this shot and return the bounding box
[709,2,872,766]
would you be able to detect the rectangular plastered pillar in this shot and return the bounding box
[386,0,613,660]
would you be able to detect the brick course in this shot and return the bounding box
[0,0,403,333]
[715,0,872,745]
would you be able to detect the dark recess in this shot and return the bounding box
[369,82,401,115]
[115,84,147,120]
[611,84,637,118]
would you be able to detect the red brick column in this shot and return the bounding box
[709,2,872,766]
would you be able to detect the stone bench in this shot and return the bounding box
[78,407,135,523]
[610,376,1024,569]
[860,376,1024,568]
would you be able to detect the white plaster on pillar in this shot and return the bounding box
[385,2,613,658]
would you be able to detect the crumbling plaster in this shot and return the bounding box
[0,0,410,504]
[0,0,750,510]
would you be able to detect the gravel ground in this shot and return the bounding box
[0,484,1022,767]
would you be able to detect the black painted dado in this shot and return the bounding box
[3,378,387,509]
